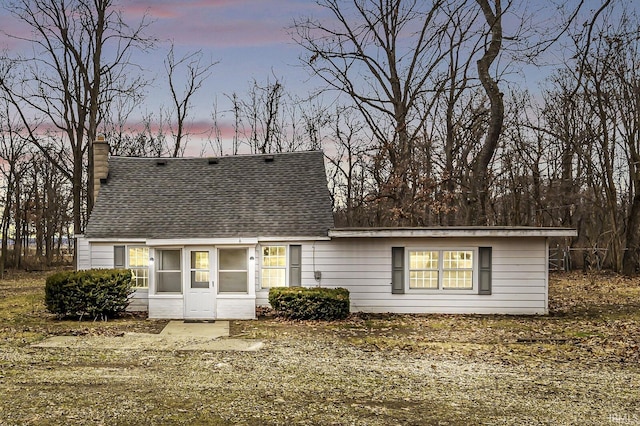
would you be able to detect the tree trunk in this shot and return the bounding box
[622,181,640,275]
[34,168,44,259]
[472,0,504,225]
[13,180,22,269]
[0,190,11,277]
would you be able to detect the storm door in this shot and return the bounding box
[184,248,215,319]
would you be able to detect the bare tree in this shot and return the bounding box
[324,106,372,225]
[499,1,634,273]
[590,9,640,274]
[438,5,480,225]
[467,0,504,224]
[0,0,154,236]
[226,92,242,155]
[294,0,481,224]
[106,112,166,157]
[164,45,216,157]
[223,76,310,155]
[0,100,29,275]
[242,77,286,154]
[208,99,225,156]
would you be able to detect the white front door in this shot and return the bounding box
[184,248,216,319]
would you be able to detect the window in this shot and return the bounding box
[409,249,474,290]
[190,251,210,289]
[409,251,439,289]
[156,249,182,293]
[128,247,149,288]
[392,247,490,295]
[261,246,286,288]
[259,245,302,289]
[114,245,149,288]
[218,248,248,293]
[442,250,473,289]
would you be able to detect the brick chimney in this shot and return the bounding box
[93,135,110,203]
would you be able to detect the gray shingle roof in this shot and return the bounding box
[84,151,334,239]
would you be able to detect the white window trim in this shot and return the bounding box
[259,244,289,290]
[406,247,478,294]
[126,245,150,289]
[154,248,183,295]
[218,247,250,294]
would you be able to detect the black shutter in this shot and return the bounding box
[289,245,302,287]
[114,245,126,268]
[391,247,405,294]
[478,247,492,295]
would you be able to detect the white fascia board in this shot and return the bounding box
[145,237,259,246]
[85,238,146,243]
[328,228,578,238]
[85,236,329,245]
[257,236,331,242]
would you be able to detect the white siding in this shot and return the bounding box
[88,242,149,312]
[88,236,550,317]
[76,236,90,270]
[90,243,115,269]
[148,297,183,319]
[216,296,256,319]
[255,246,266,305]
[128,290,149,312]
[259,237,549,315]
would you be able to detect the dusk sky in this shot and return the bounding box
[0,0,330,154]
[121,0,329,152]
[123,0,324,106]
[0,0,619,155]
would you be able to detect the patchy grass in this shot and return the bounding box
[0,271,167,345]
[549,270,640,318]
[237,271,640,366]
[1,270,639,425]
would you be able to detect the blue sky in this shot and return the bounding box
[0,0,626,155]
[116,0,325,150]
[0,0,327,153]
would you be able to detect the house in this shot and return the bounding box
[76,138,576,319]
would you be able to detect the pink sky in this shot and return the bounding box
[0,0,324,155]
[121,0,324,155]
[122,0,315,48]
[0,0,620,157]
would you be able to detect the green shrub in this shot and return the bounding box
[268,286,350,320]
[45,269,134,320]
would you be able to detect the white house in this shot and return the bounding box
[76,139,576,319]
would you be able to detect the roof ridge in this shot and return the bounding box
[110,150,323,160]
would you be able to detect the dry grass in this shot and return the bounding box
[0,271,167,346]
[0,270,639,425]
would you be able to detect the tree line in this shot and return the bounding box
[0,0,638,275]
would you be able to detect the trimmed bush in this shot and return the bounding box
[45,269,134,320]
[268,286,350,320]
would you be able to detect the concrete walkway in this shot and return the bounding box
[160,320,230,338]
[32,320,263,352]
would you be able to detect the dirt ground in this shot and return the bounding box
[0,271,639,425]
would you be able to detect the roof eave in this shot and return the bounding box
[328,227,578,238]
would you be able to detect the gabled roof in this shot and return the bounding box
[84,151,335,239]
